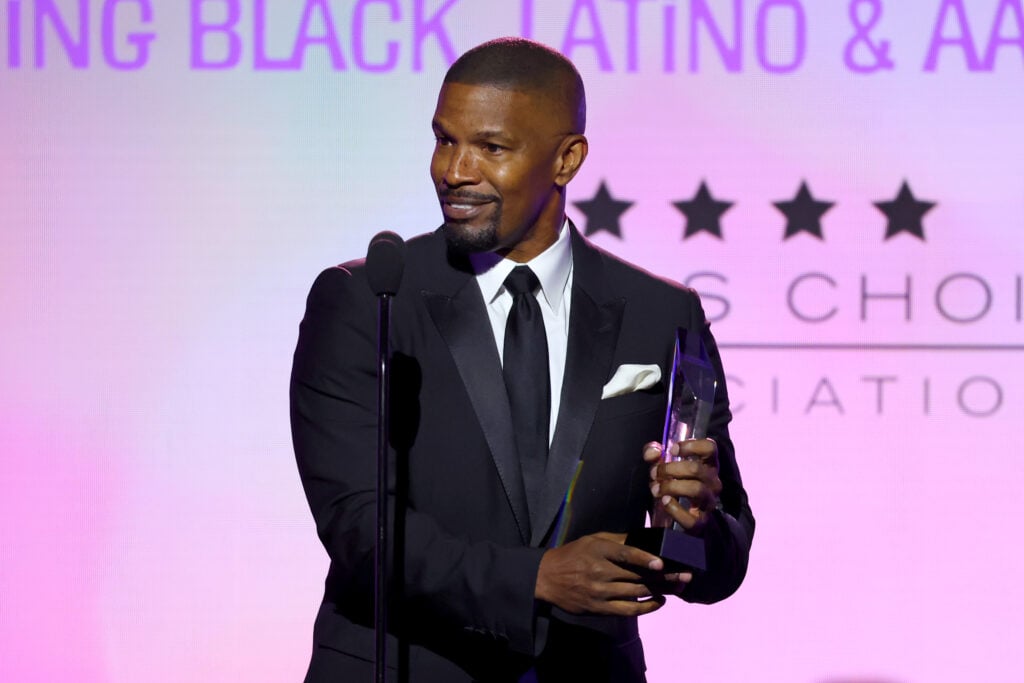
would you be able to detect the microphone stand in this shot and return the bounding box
[374,291,392,683]
[366,230,404,683]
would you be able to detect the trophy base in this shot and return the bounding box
[626,527,707,572]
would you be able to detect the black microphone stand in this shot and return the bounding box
[374,290,392,683]
[366,231,405,683]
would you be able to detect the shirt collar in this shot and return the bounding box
[470,219,573,310]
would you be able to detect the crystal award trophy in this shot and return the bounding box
[626,327,717,571]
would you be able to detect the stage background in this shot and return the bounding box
[2,1,1022,681]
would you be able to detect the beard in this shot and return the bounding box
[441,205,503,256]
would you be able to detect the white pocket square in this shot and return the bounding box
[601,364,662,399]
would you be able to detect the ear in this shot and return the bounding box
[553,135,588,188]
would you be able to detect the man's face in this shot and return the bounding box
[430,82,570,261]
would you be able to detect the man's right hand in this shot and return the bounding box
[534,532,670,616]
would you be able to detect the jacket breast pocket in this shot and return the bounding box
[594,387,665,422]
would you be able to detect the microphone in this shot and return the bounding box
[364,230,404,683]
[366,231,406,296]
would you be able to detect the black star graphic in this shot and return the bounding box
[572,180,633,238]
[874,181,935,241]
[673,181,733,240]
[774,181,835,241]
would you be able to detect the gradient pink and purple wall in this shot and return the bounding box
[2,1,1022,681]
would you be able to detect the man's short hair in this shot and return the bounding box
[443,37,586,134]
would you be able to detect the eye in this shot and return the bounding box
[434,134,452,146]
[483,142,505,154]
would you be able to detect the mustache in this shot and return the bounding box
[439,189,500,203]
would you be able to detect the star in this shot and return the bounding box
[572,180,633,238]
[672,181,733,240]
[873,181,935,241]
[774,181,835,241]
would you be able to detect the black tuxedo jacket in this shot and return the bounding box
[291,226,754,682]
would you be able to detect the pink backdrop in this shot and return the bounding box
[2,1,1023,681]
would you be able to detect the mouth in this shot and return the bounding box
[440,194,497,221]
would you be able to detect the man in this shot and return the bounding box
[291,38,754,682]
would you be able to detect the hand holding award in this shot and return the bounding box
[627,328,720,572]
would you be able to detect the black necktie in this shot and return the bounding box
[503,266,550,517]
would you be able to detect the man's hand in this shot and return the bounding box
[644,439,723,534]
[534,532,675,616]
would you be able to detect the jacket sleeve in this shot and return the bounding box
[290,266,545,656]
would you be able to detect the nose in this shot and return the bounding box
[439,145,479,188]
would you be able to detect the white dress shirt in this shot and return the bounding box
[469,220,573,444]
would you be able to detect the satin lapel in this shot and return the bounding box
[423,282,531,544]
[530,233,625,546]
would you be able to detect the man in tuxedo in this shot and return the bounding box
[291,38,754,682]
